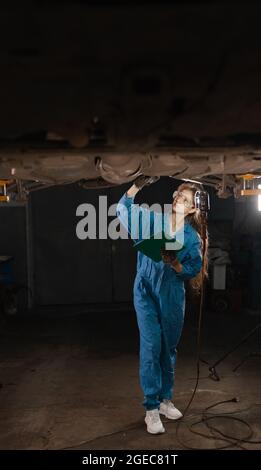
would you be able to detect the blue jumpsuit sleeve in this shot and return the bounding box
[175,234,202,281]
[116,193,161,243]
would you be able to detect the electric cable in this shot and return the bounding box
[175,207,208,448]
[173,196,261,449]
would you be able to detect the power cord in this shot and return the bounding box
[175,223,207,448]
[174,229,261,450]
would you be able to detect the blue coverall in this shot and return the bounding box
[116,193,202,410]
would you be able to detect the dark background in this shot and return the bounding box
[0,1,261,452]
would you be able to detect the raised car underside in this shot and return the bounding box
[1,2,261,198]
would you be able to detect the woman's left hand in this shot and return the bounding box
[170,258,183,273]
[160,248,174,264]
[161,249,183,272]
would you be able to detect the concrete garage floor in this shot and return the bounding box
[0,305,261,450]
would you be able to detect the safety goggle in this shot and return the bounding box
[172,190,195,208]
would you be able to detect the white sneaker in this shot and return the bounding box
[159,400,183,420]
[145,409,165,434]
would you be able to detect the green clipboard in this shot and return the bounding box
[133,231,185,263]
